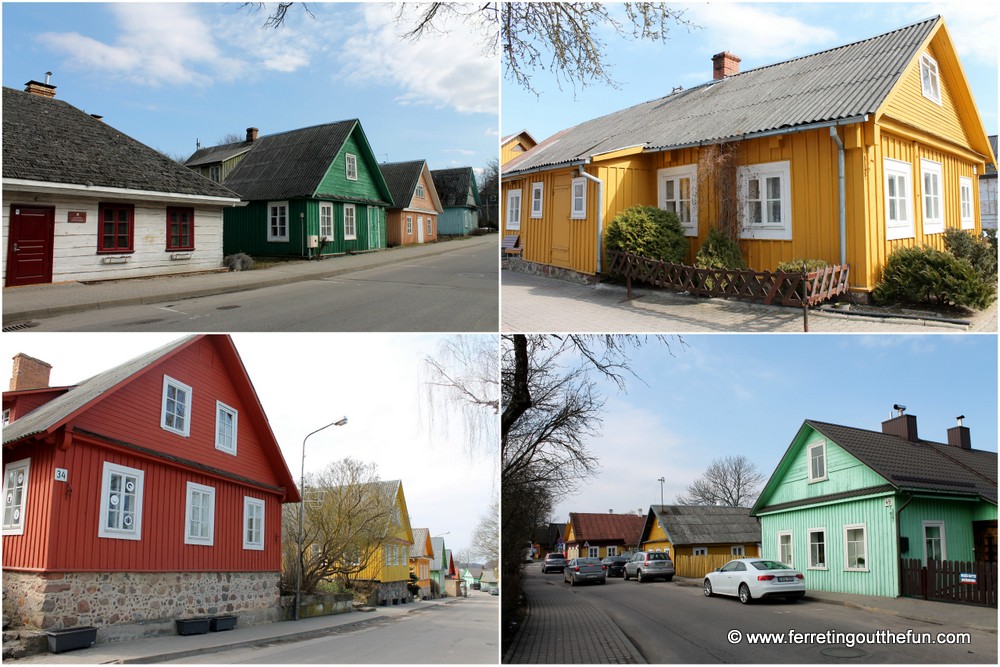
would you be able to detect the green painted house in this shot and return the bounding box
[752,413,997,598]
[186,121,393,258]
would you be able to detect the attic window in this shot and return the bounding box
[215,401,238,455]
[415,184,425,199]
[346,154,358,181]
[162,375,193,437]
[919,53,941,105]
[807,441,827,482]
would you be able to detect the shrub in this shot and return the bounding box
[694,227,746,270]
[775,258,829,273]
[604,206,688,263]
[943,228,997,281]
[873,246,995,310]
[223,253,255,272]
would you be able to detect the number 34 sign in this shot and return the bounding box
[54,468,68,482]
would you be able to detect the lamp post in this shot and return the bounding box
[295,416,348,621]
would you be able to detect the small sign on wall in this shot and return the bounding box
[55,468,68,482]
[960,573,977,585]
[67,211,87,223]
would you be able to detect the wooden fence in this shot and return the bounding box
[673,554,735,580]
[900,559,998,607]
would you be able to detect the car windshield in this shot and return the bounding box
[577,558,601,565]
[647,552,671,561]
[750,560,791,570]
[547,555,565,560]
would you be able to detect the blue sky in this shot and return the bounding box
[2,2,498,171]
[552,333,998,522]
[503,1,999,144]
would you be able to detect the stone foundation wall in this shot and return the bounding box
[3,571,280,642]
[502,257,599,284]
[366,581,409,606]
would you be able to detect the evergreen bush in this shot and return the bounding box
[604,206,688,263]
[943,228,997,281]
[775,258,829,273]
[694,227,746,270]
[873,246,995,310]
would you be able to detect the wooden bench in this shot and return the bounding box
[501,235,522,256]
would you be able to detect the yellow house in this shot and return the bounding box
[501,16,995,296]
[563,512,646,560]
[351,480,415,604]
[502,130,537,166]
[639,505,761,578]
[408,527,434,599]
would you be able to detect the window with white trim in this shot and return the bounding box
[738,161,792,240]
[346,154,358,181]
[571,178,587,219]
[3,458,30,535]
[415,184,425,199]
[921,159,944,234]
[778,531,793,567]
[923,521,946,563]
[844,524,868,571]
[530,182,544,219]
[244,497,265,550]
[606,545,618,557]
[506,189,522,230]
[215,401,238,455]
[693,547,707,556]
[426,217,432,235]
[406,215,413,235]
[161,376,192,437]
[2,409,10,426]
[808,441,827,482]
[344,204,357,240]
[920,53,941,105]
[319,203,334,240]
[959,177,974,229]
[730,545,745,557]
[267,201,289,242]
[99,462,144,540]
[658,165,698,236]
[185,482,216,546]
[588,546,599,558]
[808,528,827,569]
[884,158,914,240]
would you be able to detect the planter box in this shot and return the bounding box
[46,626,97,654]
[209,615,237,632]
[175,618,210,636]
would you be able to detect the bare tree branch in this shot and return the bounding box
[675,455,766,508]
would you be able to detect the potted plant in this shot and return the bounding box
[209,615,238,632]
[46,626,97,654]
[175,617,211,635]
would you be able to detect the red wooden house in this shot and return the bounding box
[1,335,300,641]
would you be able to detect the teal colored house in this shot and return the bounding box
[431,167,481,235]
[186,121,393,258]
[752,413,997,598]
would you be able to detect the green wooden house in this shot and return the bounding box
[186,121,393,258]
[752,413,997,598]
[431,167,481,236]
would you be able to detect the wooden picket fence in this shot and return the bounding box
[673,554,736,580]
[900,558,998,607]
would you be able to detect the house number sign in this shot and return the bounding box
[54,468,68,482]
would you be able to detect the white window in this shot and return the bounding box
[808,441,827,482]
[571,178,587,219]
[3,458,30,535]
[658,165,698,236]
[161,375,192,437]
[738,161,792,240]
[98,462,144,540]
[606,546,618,557]
[778,531,793,567]
[921,159,944,235]
[267,201,289,242]
[530,182,544,219]
[808,528,827,569]
[959,177,974,229]
[344,204,357,240]
[920,53,941,105]
[730,545,745,557]
[588,546,599,558]
[426,217,432,235]
[346,154,358,181]
[844,524,868,571]
[319,203,334,239]
[884,158,914,240]
[415,184,425,199]
[215,401,238,455]
[2,409,9,426]
[693,547,708,556]
[185,482,215,546]
[506,189,522,230]
[244,497,265,550]
[923,521,946,563]
[406,215,413,235]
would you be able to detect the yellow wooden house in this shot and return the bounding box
[501,16,995,296]
[350,480,414,604]
[563,512,646,560]
[502,130,538,166]
[639,505,761,578]
[408,527,433,599]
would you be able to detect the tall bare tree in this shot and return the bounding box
[471,496,499,564]
[675,455,766,508]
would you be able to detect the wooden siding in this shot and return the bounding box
[1,441,55,569]
[898,496,992,563]
[502,134,536,166]
[438,206,478,235]
[353,484,414,583]
[386,210,437,246]
[314,128,387,204]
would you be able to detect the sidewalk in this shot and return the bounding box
[13,597,463,664]
[2,235,496,323]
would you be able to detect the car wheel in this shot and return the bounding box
[600,577,606,585]
[703,579,714,597]
[569,576,575,587]
[739,583,753,604]
[637,570,645,583]
[665,575,673,582]
[623,569,630,581]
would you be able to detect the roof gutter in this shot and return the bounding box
[578,165,605,273]
[502,160,587,180]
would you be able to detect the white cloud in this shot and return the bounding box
[686,4,837,61]
[905,2,999,64]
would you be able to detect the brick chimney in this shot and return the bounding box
[24,74,56,99]
[9,353,52,391]
[882,413,919,442]
[712,51,741,80]
[246,127,259,143]
[947,416,971,450]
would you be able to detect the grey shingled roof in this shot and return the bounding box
[184,141,254,168]
[650,505,761,546]
[505,16,940,175]
[379,160,425,210]
[986,136,998,176]
[431,167,480,208]
[2,87,238,199]
[409,528,431,558]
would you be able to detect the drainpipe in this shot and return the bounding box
[829,127,847,266]
[895,492,914,597]
[578,166,605,273]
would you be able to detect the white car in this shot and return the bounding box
[703,558,805,604]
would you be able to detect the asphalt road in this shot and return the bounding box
[22,242,497,332]
[531,569,996,664]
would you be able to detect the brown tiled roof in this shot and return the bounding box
[568,512,646,544]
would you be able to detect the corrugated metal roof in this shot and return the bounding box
[380,160,425,209]
[650,505,761,546]
[431,167,481,208]
[505,17,939,176]
[184,141,254,168]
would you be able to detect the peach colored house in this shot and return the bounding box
[380,160,442,246]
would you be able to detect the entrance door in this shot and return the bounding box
[973,520,998,562]
[551,175,572,268]
[417,216,425,244]
[368,208,380,250]
[6,206,55,287]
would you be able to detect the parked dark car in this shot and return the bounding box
[542,552,567,573]
[601,556,628,577]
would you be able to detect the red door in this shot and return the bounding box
[6,206,55,286]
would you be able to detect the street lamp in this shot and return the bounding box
[295,416,348,621]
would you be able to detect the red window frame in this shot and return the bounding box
[166,207,195,251]
[98,203,135,253]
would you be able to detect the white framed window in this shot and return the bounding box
[693,547,708,556]
[161,375,192,437]
[808,528,827,569]
[185,482,216,546]
[588,546,599,558]
[807,441,827,482]
[506,189,522,230]
[738,161,792,240]
[921,159,944,235]
[658,165,698,236]
[406,215,413,235]
[730,545,745,556]
[959,177,974,229]
[215,401,238,455]
[923,521,946,563]
[98,462,144,540]
[267,201,289,242]
[3,458,30,535]
[606,546,618,557]
[919,53,941,105]
[530,182,544,219]
[844,524,868,571]
[319,203,334,239]
[243,497,265,550]
[426,217,432,235]
[344,204,357,240]
[884,158,915,240]
[415,184,425,199]
[2,409,9,426]
[346,154,358,181]
[778,531,794,567]
[571,177,587,219]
